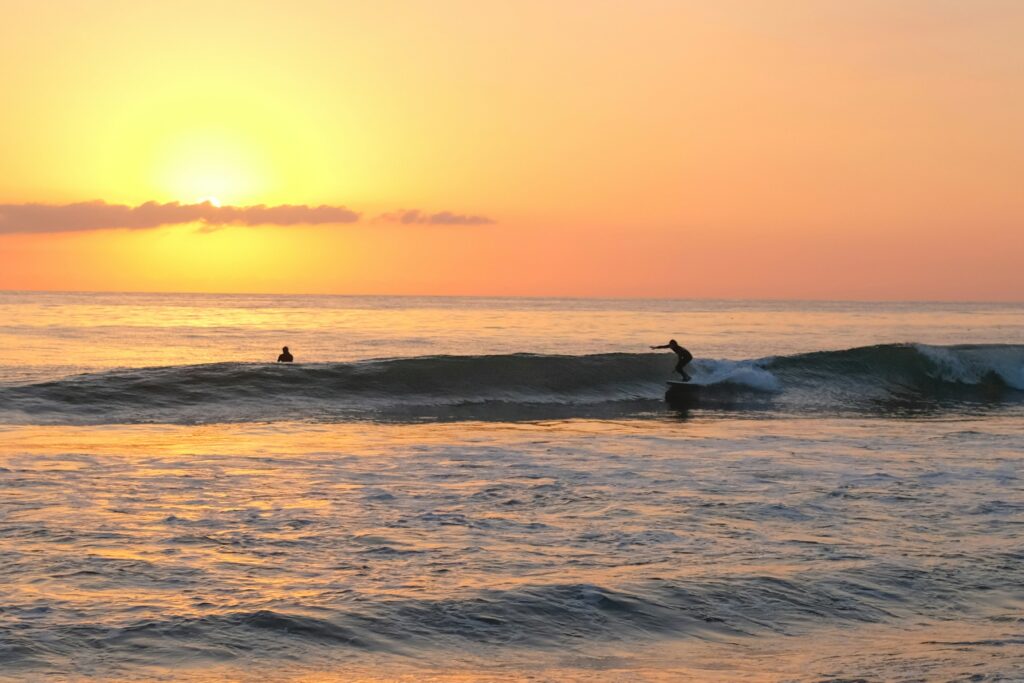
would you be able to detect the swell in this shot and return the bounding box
[0,344,1021,424]
[0,353,669,424]
[1,559,1015,669]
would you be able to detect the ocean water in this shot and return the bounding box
[0,292,1022,681]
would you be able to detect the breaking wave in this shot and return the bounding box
[0,344,1021,424]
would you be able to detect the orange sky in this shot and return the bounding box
[1,0,1021,300]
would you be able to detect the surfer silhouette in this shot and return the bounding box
[277,346,293,363]
[651,340,692,381]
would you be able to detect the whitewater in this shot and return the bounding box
[0,292,1022,681]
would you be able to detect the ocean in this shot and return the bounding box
[0,292,1022,681]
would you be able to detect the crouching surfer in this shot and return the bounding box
[277,346,294,363]
[651,340,692,381]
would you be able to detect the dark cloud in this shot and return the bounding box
[0,200,361,234]
[378,209,495,225]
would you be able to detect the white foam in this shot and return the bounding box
[915,344,1024,390]
[689,359,782,392]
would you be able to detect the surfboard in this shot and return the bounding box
[665,380,702,403]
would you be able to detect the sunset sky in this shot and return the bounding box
[1,0,1021,299]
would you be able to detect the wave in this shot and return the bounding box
[0,344,1021,424]
[2,558,1015,671]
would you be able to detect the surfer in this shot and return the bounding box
[651,340,692,381]
[277,346,293,363]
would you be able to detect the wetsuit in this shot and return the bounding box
[674,347,692,381]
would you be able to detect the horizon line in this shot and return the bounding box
[0,287,1021,306]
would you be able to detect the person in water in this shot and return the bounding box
[651,339,693,381]
[277,346,293,363]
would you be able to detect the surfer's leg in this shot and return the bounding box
[675,360,691,382]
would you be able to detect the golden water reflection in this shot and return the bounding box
[1,417,1022,680]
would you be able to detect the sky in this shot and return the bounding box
[0,0,1021,300]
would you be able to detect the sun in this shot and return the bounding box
[197,196,222,208]
[152,127,270,206]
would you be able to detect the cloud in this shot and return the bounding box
[377,209,495,225]
[0,200,361,234]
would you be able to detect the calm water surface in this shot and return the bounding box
[0,292,1021,681]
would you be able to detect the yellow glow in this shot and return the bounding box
[152,128,269,206]
[0,1,1022,299]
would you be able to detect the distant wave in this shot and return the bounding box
[0,344,1021,424]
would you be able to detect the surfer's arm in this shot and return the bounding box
[650,344,669,349]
